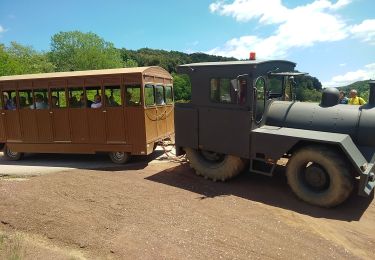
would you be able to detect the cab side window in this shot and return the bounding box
[210,78,242,104]
[18,90,33,109]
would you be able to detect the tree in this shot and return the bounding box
[172,73,191,101]
[49,31,124,71]
[0,42,54,76]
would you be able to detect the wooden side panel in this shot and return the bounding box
[86,109,106,143]
[19,110,37,142]
[125,107,146,154]
[144,107,158,142]
[69,109,89,143]
[5,111,22,141]
[35,110,53,142]
[51,109,71,142]
[0,111,5,142]
[156,106,167,137]
[106,108,126,143]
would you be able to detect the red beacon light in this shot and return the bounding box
[249,52,256,60]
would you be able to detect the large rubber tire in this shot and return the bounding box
[286,145,354,208]
[108,152,130,164]
[2,145,23,161]
[185,148,246,181]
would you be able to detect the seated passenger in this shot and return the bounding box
[109,95,119,106]
[30,94,48,109]
[3,93,16,110]
[91,94,102,108]
[51,96,59,108]
[126,91,138,106]
[19,96,28,108]
[69,96,78,108]
[155,92,165,105]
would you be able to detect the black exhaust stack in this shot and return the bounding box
[369,80,375,107]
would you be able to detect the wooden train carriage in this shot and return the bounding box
[0,66,174,163]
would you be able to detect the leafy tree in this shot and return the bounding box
[0,42,54,76]
[172,73,191,101]
[49,31,124,71]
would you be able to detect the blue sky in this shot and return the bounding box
[0,0,374,86]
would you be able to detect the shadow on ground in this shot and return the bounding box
[146,163,374,221]
[0,149,166,172]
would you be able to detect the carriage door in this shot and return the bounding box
[85,84,106,144]
[33,86,53,142]
[104,79,126,144]
[50,86,71,142]
[0,90,6,142]
[2,87,22,142]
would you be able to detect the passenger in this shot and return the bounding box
[80,93,93,108]
[19,96,27,108]
[339,91,348,104]
[51,96,59,108]
[91,94,102,108]
[109,95,119,106]
[348,89,366,105]
[155,91,165,105]
[30,94,48,109]
[3,93,16,110]
[69,96,78,107]
[126,91,136,106]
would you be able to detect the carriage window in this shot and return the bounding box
[69,87,84,108]
[105,86,122,107]
[32,89,48,110]
[125,85,141,106]
[144,84,155,106]
[165,86,173,104]
[210,78,237,104]
[2,90,17,110]
[86,86,102,109]
[18,90,32,109]
[155,85,165,105]
[51,88,67,108]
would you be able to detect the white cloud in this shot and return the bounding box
[0,25,6,33]
[350,19,375,45]
[323,63,375,87]
[207,0,358,59]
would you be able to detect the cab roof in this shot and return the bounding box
[178,60,296,68]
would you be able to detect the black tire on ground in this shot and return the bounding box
[286,145,354,208]
[2,145,23,161]
[185,147,246,182]
[108,152,130,164]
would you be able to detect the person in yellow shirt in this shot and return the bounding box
[348,89,366,105]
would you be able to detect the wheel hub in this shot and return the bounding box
[114,152,125,160]
[303,163,330,191]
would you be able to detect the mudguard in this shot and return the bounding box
[251,126,375,196]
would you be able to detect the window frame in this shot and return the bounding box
[144,83,156,107]
[165,85,174,104]
[125,84,142,107]
[209,77,242,105]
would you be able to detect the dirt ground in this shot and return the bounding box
[0,150,374,259]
